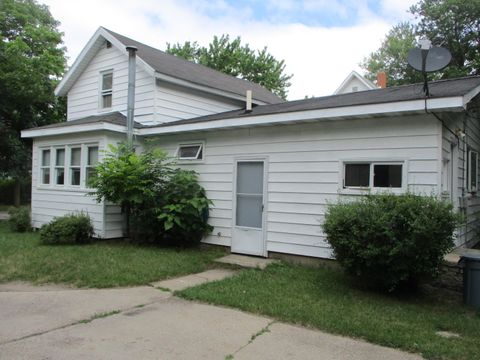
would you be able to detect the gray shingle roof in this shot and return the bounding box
[103,28,283,105]
[27,112,144,130]
[150,76,480,127]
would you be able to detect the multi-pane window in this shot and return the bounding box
[344,162,403,189]
[86,146,99,186]
[177,143,203,160]
[468,150,478,192]
[55,148,65,185]
[70,147,81,186]
[100,71,113,108]
[41,149,51,185]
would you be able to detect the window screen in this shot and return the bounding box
[373,164,402,188]
[178,144,203,160]
[344,163,370,187]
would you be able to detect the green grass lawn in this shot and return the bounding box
[178,262,480,360]
[0,221,224,288]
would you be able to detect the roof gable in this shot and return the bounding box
[333,71,377,95]
[55,27,283,104]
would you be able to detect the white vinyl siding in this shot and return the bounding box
[31,135,109,238]
[67,45,155,123]
[154,115,440,259]
[154,81,242,124]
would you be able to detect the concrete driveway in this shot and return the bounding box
[0,281,423,360]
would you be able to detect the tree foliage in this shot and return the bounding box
[0,0,66,197]
[166,35,292,99]
[361,0,480,85]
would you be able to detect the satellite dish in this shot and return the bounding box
[407,47,452,72]
[407,41,452,96]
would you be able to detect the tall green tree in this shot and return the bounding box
[360,22,423,86]
[167,35,292,100]
[411,0,480,78]
[0,0,66,205]
[361,0,480,85]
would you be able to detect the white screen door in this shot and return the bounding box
[232,160,266,256]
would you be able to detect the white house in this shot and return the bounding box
[333,70,378,94]
[22,27,480,259]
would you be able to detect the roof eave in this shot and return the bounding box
[21,122,138,139]
[140,96,465,136]
[55,27,155,97]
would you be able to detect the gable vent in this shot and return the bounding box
[106,41,112,49]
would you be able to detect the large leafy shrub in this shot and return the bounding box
[92,143,213,246]
[89,143,173,236]
[40,213,94,245]
[8,206,31,232]
[323,193,460,292]
[158,170,213,246]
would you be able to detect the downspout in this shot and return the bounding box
[126,46,137,145]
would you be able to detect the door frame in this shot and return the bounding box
[231,156,269,257]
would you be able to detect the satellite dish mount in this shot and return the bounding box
[407,39,452,97]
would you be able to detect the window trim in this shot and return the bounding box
[54,147,66,186]
[69,146,82,186]
[340,160,407,194]
[468,149,478,193]
[176,142,205,162]
[99,69,113,110]
[40,148,51,185]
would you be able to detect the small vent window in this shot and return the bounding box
[177,143,203,160]
[344,162,403,189]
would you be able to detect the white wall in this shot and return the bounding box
[66,44,155,124]
[31,133,109,237]
[154,80,243,124]
[153,115,440,259]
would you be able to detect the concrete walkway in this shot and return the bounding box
[0,271,423,360]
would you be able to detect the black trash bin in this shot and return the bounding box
[458,253,480,309]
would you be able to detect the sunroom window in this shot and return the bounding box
[100,71,113,109]
[344,162,403,189]
[177,143,203,160]
[70,147,81,186]
[41,149,51,185]
[86,146,99,186]
[55,148,65,185]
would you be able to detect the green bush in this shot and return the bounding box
[131,170,213,246]
[158,170,213,246]
[40,213,94,245]
[7,206,31,232]
[323,193,460,292]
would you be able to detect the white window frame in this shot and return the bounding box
[468,149,478,193]
[40,148,51,185]
[85,145,99,187]
[54,147,66,186]
[69,146,82,186]
[176,142,204,162]
[340,160,406,194]
[99,69,113,110]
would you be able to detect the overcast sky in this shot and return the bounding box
[42,0,417,100]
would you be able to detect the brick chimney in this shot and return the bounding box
[377,71,387,88]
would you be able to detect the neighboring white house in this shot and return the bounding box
[22,27,480,259]
[333,70,378,94]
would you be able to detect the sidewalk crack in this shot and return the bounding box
[225,320,275,359]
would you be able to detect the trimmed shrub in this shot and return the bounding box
[40,213,94,245]
[7,206,31,232]
[323,193,460,292]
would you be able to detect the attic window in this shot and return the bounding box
[100,71,113,109]
[106,41,112,48]
[177,143,203,160]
